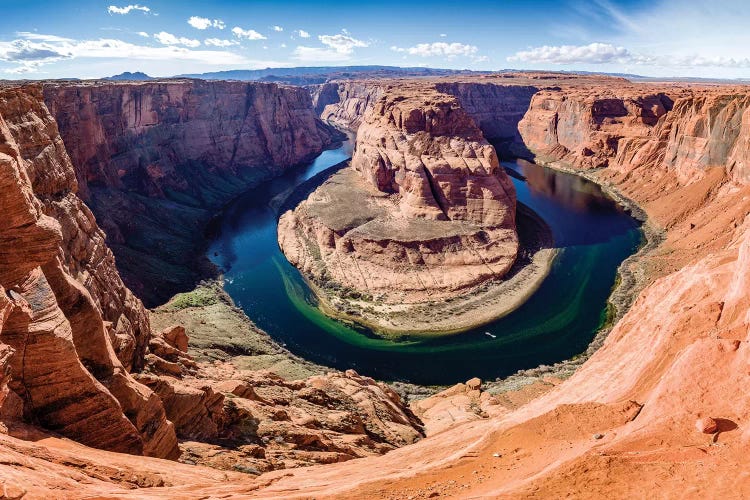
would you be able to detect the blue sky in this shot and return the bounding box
[1,0,749,79]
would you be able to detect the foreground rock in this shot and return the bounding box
[280,86,522,333]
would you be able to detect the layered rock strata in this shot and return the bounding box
[0,84,179,458]
[279,87,521,331]
[311,81,385,130]
[0,82,424,472]
[44,80,343,306]
[249,83,750,498]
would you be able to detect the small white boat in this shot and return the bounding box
[485,331,497,339]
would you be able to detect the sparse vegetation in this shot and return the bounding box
[165,288,219,311]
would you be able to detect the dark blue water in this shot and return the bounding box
[208,142,642,385]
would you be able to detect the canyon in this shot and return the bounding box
[1,72,750,498]
[43,80,344,306]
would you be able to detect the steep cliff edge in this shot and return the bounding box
[279,85,534,334]
[0,84,180,458]
[311,81,385,131]
[44,80,343,306]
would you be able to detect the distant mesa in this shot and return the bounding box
[175,65,481,84]
[104,71,154,81]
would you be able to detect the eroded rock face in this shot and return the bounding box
[280,87,518,312]
[434,82,538,142]
[44,80,342,306]
[136,364,423,472]
[518,88,677,170]
[0,84,179,459]
[352,90,517,226]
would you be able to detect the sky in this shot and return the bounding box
[2,0,750,79]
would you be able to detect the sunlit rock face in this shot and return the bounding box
[0,84,178,458]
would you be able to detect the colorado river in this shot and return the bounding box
[207,140,642,385]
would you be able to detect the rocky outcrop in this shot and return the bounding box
[136,364,423,472]
[518,87,678,170]
[520,88,750,186]
[279,86,519,329]
[0,85,179,458]
[44,80,343,306]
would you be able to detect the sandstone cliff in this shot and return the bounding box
[0,84,179,458]
[44,80,343,306]
[279,86,520,330]
[434,81,538,142]
[0,82,425,476]
[311,81,385,130]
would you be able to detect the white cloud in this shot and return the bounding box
[154,31,201,48]
[391,42,478,58]
[107,4,150,15]
[507,42,635,64]
[319,31,368,54]
[506,42,750,69]
[137,31,149,38]
[15,32,75,43]
[280,43,287,48]
[0,33,249,75]
[439,33,447,38]
[204,38,238,47]
[0,40,72,63]
[232,26,266,40]
[295,29,310,38]
[188,16,225,30]
[273,26,283,32]
[548,0,750,77]
[292,30,368,62]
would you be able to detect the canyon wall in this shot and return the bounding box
[313,80,539,144]
[44,80,343,306]
[0,84,179,458]
[434,81,539,142]
[311,81,385,131]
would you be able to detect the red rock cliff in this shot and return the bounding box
[0,84,179,458]
[44,80,342,306]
